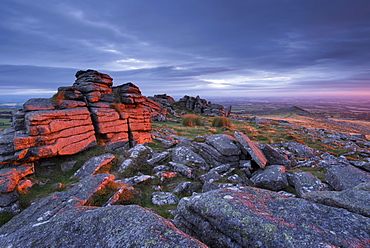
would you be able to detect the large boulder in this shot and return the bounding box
[174,186,370,248]
[325,164,370,190]
[250,165,288,191]
[0,205,207,248]
[291,172,325,197]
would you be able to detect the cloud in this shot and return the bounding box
[1,0,370,101]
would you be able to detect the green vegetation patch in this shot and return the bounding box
[288,167,327,182]
[0,213,15,227]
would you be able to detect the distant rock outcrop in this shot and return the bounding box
[179,95,225,116]
[0,70,163,167]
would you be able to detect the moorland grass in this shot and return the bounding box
[212,116,232,128]
[182,114,204,127]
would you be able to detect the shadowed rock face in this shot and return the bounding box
[0,70,164,167]
[0,172,207,248]
[174,186,370,248]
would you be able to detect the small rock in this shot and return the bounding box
[202,182,239,193]
[205,134,241,156]
[173,182,202,194]
[118,158,134,173]
[60,161,77,172]
[122,174,154,185]
[152,165,170,173]
[171,146,207,169]
[199,171,223,183]
[151,192,179,205]
[51,183,64,189]
[227,174,244,183]
[147,151,170,165]
[170,162,196,179]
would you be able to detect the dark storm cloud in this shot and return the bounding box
[1,0,370,101]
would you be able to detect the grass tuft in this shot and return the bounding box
[212,117,232,128]
[182,114,204,127]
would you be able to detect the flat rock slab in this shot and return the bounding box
[23,98,55,111]
[174,186,370,248]
[172,146,207,168]
[303,185,370,218]
[72,153,115,179]
[205,134,241,156]
[234,131,267,168]
[0,205,207,248]
[0,173,115,234]
[325,164,370,190]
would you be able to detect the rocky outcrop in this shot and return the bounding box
[0,70,161,167]
[174,186,370,248]
[179,95,225,116]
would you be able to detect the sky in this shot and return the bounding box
[1,0,370,102]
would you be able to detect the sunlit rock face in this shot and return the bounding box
[0,70,162,167]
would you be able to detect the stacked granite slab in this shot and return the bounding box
[0,70,160,166]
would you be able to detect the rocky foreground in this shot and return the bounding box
[1,130,369,247]
[0,70,370,247]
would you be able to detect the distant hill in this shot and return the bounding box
[266,106,317,117]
